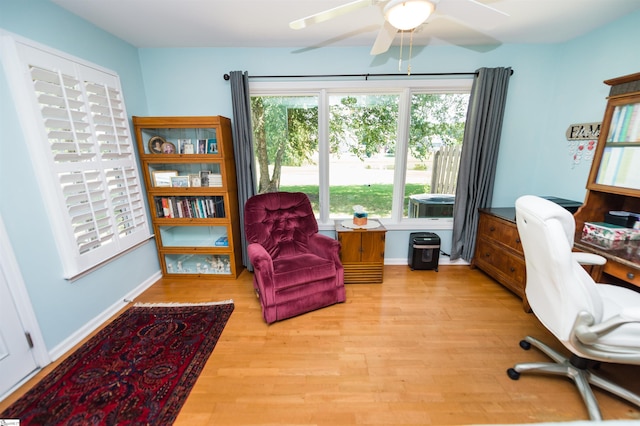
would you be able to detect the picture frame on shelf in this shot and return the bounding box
[148,136,166,154]
[177,139,183,153]
[207,138,218,154]
[179,139,194,154]
[200,170,210,187]
[170,176,189,187]
[198,139,207,154]
[189,174,201,187]
[161,141,176,154]
[152,170,178,187]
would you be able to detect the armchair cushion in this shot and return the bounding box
[273,253,336,290]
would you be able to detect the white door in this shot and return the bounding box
[0,215,45,400]
[0,265,38,397]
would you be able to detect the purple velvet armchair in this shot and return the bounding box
[244,192,346,324]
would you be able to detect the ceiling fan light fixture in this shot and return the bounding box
[384,0,435,31]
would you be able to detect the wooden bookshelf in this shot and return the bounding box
[132,116,243,278]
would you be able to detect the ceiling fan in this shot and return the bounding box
[289,0,509,55]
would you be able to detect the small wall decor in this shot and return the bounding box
[565,122,600,168]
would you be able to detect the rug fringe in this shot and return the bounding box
[133,299,234,307]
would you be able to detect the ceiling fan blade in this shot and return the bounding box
[426,16,502,52]
[435,0,509,30]
[290,0,373,30]
[370,20,398,55]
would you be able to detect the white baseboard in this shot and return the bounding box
[48,271,162,361]
[384,257,470,266]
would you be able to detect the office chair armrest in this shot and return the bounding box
[571,252,607,266]
[574,309,640,344]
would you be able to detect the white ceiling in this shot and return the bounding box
[51,0,640,52]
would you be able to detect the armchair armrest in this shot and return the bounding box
[247,243,276,305]
[308,233,342,264]
[572,252,607,266]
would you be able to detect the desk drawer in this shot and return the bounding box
[603,261,640,287]
[474,238,526,297]
[478,213,523,255]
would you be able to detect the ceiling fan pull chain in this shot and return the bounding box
[398,30,404,72]
[407,29,414,75]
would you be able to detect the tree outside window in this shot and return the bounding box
[250,83,469,222]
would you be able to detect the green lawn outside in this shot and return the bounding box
[279,183,428,217]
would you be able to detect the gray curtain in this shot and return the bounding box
[229,70,257,270]
[450,67,512,261]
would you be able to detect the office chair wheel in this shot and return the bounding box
[519,339,532,350]
[507,368,520,380]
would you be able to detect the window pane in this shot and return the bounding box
[405,93,469,218]
[250,95,320,214]
[329,93,399,219]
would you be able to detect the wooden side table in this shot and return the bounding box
[335,220,386,283]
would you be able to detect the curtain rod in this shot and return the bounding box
[222,71,513,81]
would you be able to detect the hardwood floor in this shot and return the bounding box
[2,266,639,425]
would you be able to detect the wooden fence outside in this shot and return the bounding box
[430,145,461,194]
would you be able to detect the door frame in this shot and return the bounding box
[0,214,50,397]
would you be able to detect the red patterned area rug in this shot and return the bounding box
[1,300,234,425]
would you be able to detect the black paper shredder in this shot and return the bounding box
[408,232,440,271]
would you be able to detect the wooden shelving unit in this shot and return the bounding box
[132,116,243,278]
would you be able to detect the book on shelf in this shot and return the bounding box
[609,103,640,142]
[209,173,222,187]
[156,196,226,219]
[162,198,172,218]
[215,236,228,246]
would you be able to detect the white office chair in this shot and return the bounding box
[507,195,640,420]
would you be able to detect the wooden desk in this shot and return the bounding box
[472,209,640,292]
[573,238,640,288]
[335,220,386,284]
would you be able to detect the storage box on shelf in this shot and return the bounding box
[581,221,640,250]
[133,116,242,278]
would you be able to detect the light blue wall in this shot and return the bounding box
[1,0,639,351]
[136,12,639,260]
[493,11,640,206]
[0,0,158,351]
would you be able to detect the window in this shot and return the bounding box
[1,34,151,279]
[328,92,400,218]
[251,94,320,204]
[250,79,471,226]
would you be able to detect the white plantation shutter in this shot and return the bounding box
[1,34,151,279]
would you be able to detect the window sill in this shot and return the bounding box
[319,218,454,232]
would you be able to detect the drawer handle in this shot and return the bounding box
[510,267,515,272]
[515,238,521,243]
[485,252,490,257]
[628,272,635,280]
[489,226,495,232]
